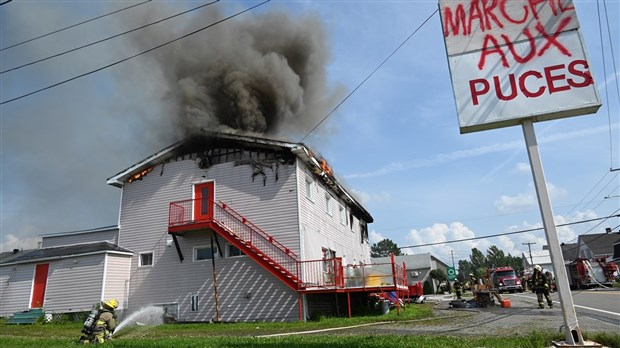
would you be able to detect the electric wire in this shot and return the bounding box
[0,0,152,52]
[596,1,614,172]
[0,0,220,74]
[398,212,620,250]
[602,0,620,104]
[298,9,439,143]
[0,0,270,106]
[0,0,13,6]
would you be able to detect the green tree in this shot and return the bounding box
[370,239,402,257]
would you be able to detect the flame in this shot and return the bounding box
[128,167,154,183]
[320,159,332,176]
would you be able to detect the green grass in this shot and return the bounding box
[1,304,618,348]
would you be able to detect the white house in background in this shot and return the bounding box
[0,226,132,317]
[105,131,407,322]
[372,253,450,293]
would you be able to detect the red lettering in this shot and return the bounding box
[544,64,570,93]
[443,5,468,37]
[470,78,490,105]
[557,0,575,13]
[528,0,547,21]
[478,34,509,70]
[468,0,486,34]
[468,59,593,105]
[519,70,545,98]
[536,16,572,57]
[482,0,503,30]
[494,75,518,101]
[502,28,536,64]
[567,59,593,87]
[499,0,528,24]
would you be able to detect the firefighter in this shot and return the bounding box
[80,299,118,344]
[453,280,463,300]
[530,265,552,309]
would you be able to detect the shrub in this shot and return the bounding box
[423,281,434,295]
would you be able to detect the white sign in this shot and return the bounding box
[439,0,601,133]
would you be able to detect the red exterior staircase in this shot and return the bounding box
[169,199,302,291]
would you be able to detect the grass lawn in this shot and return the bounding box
[1,304,618,347]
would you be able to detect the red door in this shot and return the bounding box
[31,264,49,308]
[194,182,214,222]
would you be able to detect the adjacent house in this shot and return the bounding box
[372,253,449,293]
[0,226,132,317]
[104,131,407,322]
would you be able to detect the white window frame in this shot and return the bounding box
[193,245,219,262]
[191,293,199,312]
[305,176,314,202]
[226,244,243,258]
[139,252,153,267]
[325,194,332,216]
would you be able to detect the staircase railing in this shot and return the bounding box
[212,201,300,283]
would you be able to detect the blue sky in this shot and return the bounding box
[1,0,618,267]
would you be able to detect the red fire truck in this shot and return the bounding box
[565,257,618,289]
[489,266,524,293]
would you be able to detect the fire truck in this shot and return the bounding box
[489,266,523,293]
[565,257,619,289]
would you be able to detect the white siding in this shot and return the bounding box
[0,265,34,317]
[118,157,300,321]
[43,255,105,313]
[296,162,371,264]
[42,229,118,248]
[103,254,132,310]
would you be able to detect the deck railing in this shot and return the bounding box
[168,199,407,292]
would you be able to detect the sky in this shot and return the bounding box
[1,0,619,269]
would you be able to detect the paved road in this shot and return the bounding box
[323,290,619,337]
[511,289,620,327]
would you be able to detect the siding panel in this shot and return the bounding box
[0,265,34,316]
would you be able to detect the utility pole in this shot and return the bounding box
[451,250,455,268]
[522,241,536,267]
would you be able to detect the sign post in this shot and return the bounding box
[438,1,602,345]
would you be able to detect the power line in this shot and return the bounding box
[0,0,270,106]
[298,9,439,143]
[1,0,220,74]
[0,0,152,51]
[0,0,13,6]
[399,213,620,249]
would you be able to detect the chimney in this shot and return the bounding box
[12,249,19,254]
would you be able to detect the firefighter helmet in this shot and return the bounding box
[102,299,118,310]
[534,265,542,272]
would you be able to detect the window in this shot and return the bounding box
[194,246,219,262]
[139,252,153,267]
[305,177,314,201]
[191,293,199,312]
[227,244,242,257]
[325,194,332,215]
[339,205,345,225]
[359,221,369,243]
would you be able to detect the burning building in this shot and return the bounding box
[105,131,407,321]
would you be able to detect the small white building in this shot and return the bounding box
[0,226,132,317]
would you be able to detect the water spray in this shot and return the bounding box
[114,306,165,335]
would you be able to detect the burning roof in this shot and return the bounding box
[107,131,372,222]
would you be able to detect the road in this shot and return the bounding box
[512,289,620,327]
[318,289,619,338]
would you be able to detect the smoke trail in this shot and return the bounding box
[131,6,344,140]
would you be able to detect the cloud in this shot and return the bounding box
[345,125,613,180]
[369,230,385,244]
[0,234,40,253]
[349,189,391,205]
[494,182,568,214]
[515,162,530,172]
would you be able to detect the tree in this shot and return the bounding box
[370,239,402,257]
